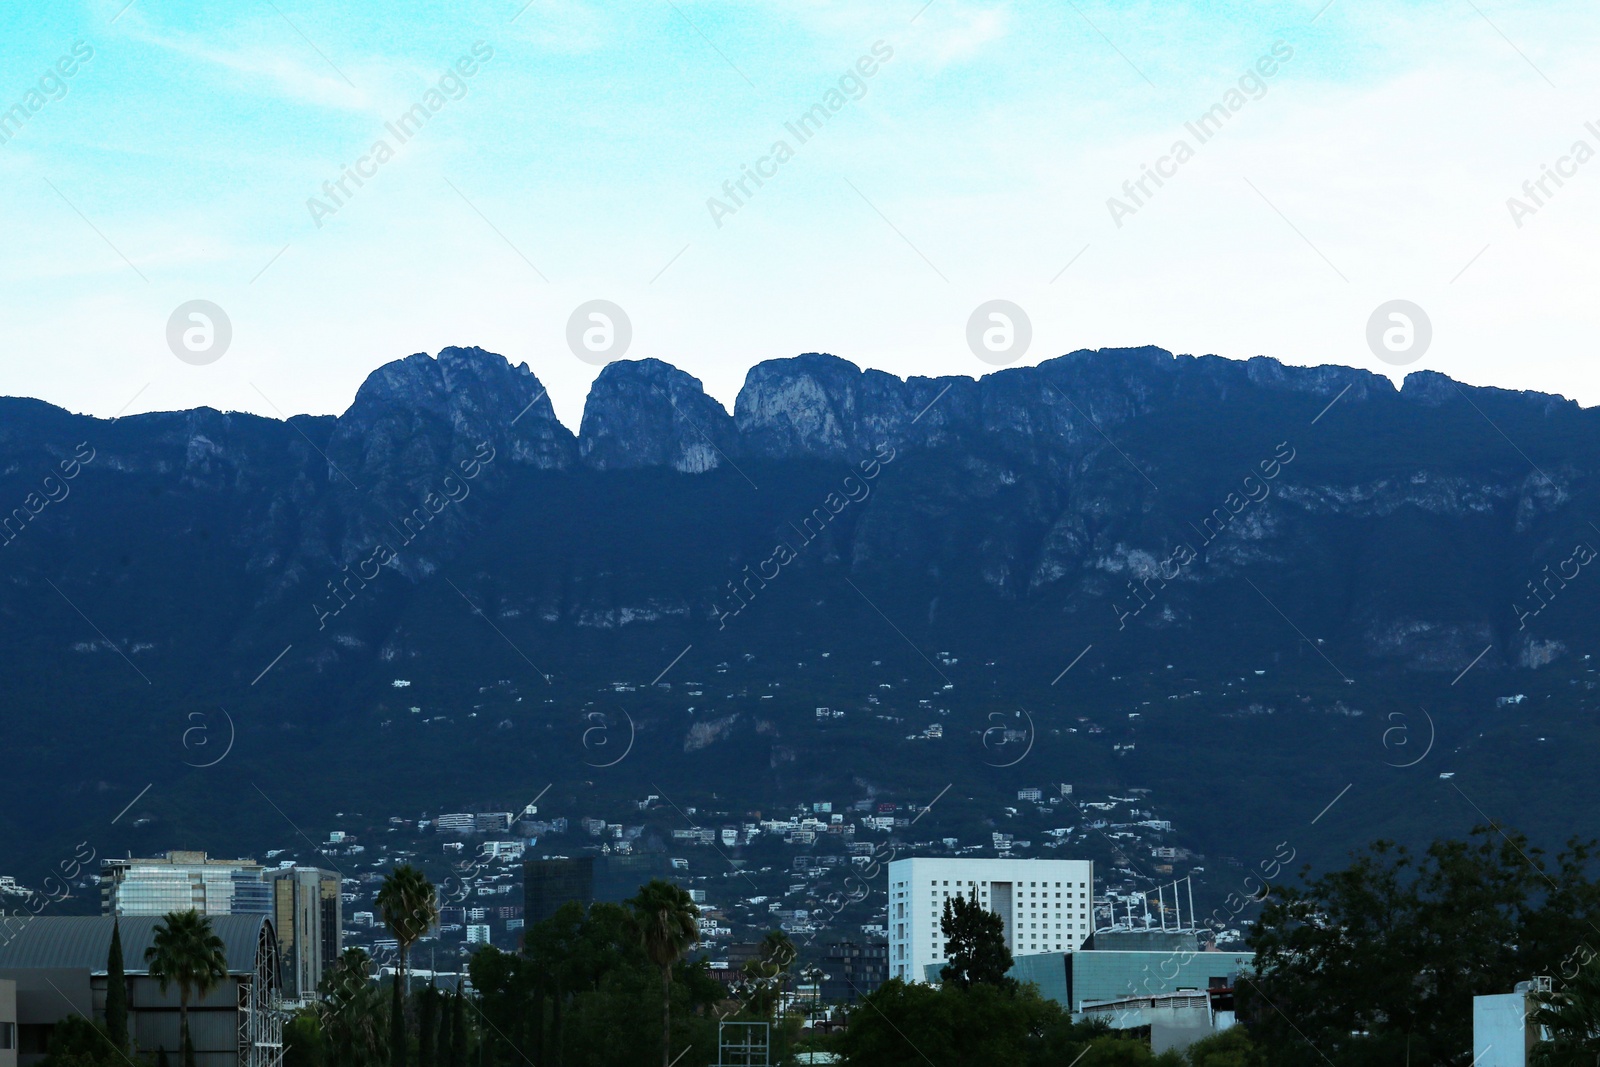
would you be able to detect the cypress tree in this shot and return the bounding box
[449,989,468,1067]
[105,917,129,1051]
[436,985,453,1066]
[418,984,437,1067]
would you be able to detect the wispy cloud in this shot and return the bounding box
[115,11,372,112]
[508,0,613,54]
[913,2,1013,65]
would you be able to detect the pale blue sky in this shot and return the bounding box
[1,0,1596,428]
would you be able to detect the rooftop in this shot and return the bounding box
[0,914,275,975]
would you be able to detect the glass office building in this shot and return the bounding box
[100,851,271,917]
[271,868,343,1000]
[524,857,594,925]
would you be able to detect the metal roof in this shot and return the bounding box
[0,914,274,975]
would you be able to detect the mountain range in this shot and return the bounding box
[2,344,1597,893]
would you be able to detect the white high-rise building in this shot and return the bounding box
[886,857,1095,982]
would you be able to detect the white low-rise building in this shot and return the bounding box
[480,840,525,861]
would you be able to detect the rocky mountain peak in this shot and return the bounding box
[329,346,575,486]
[734,352,942,458]
[579,359,735,473]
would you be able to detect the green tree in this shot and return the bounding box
[523,901,585,1062]
[417,983,438,1067]
[837,978,1115,1067]
[469,946,534,1065]
[1246,827,1600,1066]
[741,930,795,1019]
[435,985,453,1067]
[1183,1027,1264,1067]
[283,1009,326,1067]
[321,947,376,1006]
[939,892,1014,990]
[375,864,438,1067]
[318,949,387,1067]
[522,900,649,1064]
[143,910,228,1067]
[448,987,467,1067]
[480,892,728,1066]
[38,1015,123,1067]
[836,980,948,1067]
[104,917,129,1053]
[627,880,700,1067]
[758,929,795,980]
[1532,953,1600,1065]
[1075,1035,1185,1065]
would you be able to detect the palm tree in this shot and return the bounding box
[321,947,376,1009]
[376,864,438,1067]
[739,931,794,1019]
[318,949,387,1067]
[144,910,229,1067]
[758,929,795,989]
[628,880,700,1067]
[1532,959,1600,1065]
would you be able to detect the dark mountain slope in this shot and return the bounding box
[1,345,1596,890]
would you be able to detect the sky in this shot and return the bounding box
[1,0,1596,431]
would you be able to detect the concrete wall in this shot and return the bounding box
[0,979,17,1067]
[132,1005,242,1067]
[0,972,249,1067]
[1473,992,1535,1067]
